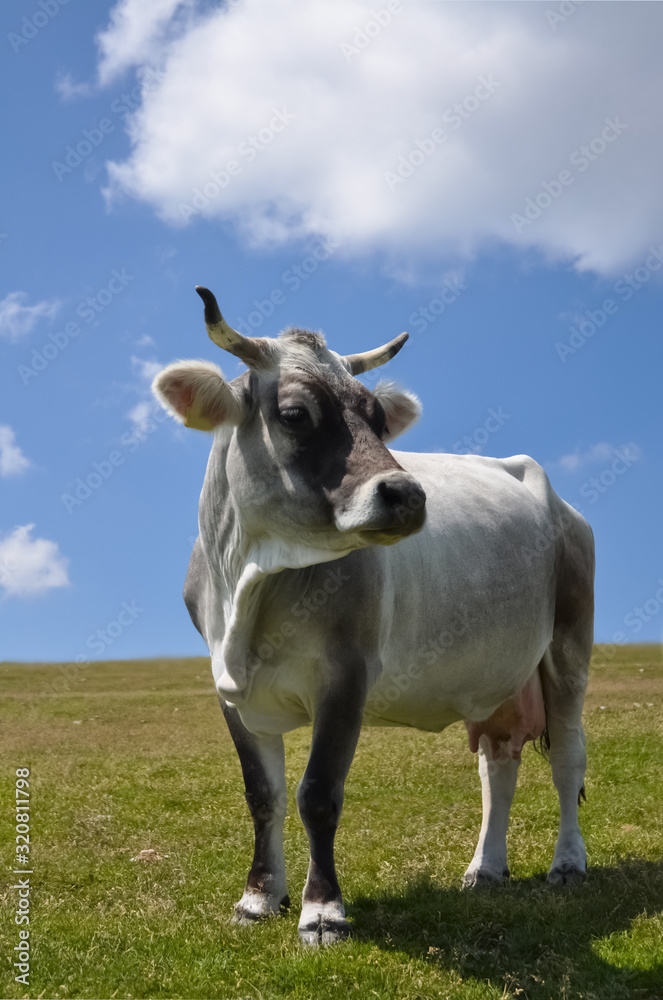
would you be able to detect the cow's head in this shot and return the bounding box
[153,287,426,556]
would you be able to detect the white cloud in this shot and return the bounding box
[55,70,93,101]
[97,0,663,277]
[134,333,156,348]
[549,442,642,473]
[96,0,193,87]
[130,355,162,381]
[127,354,164,431]
[0,426,31,478]
[127,399,155,431]
[0,292,60,342]
[0,524,70,598]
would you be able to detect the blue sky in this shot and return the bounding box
[1,0,662,663]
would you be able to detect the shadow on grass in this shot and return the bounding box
[350,859,663,1000]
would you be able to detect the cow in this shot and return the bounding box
[152,286,594,946]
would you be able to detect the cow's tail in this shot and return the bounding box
[533,726,551,760]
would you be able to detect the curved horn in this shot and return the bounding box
[343,332,409,375]
[195,286,265,366]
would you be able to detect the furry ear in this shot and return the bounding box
[152,360,245,431]
[373,380,422,441]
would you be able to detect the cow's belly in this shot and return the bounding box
[231,571,553,739]
[230,627,550,740]
[363,616,551,734]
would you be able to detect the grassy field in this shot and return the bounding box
[1,645,662,1000]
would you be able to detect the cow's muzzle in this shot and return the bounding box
[372,473,426,536]
[335,471,426,541]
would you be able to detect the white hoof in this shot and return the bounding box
[232,889,289,924]
[298,900,349,946]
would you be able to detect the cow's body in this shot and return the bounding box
[189,449,584,741]
[156,288,594,945]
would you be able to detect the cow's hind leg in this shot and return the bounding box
[540,636,590,884]
[221,703,289,922]
[296,665,365,946]
[463,738,519,887]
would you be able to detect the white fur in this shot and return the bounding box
[211,536,359,704]
[463,739,519,885]
[333,470,411,534]
[298,900,349,945]
[373,379,421,440]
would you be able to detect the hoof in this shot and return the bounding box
[547,865,586,886]
[232,893,290,924]
[232,908,261,926]
[298,918,350,947]
[298,900,349,946]
[462,868,509,890]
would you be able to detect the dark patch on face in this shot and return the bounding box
[265,369,400,504]
[267,371,354,493]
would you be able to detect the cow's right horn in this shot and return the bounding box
[195,286,268,366]
[343,332,409,375]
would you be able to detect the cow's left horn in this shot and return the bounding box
[195,286,267,366]
[343,332,409,375]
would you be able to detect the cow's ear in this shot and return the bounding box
[373,380,421,441]
[152,360,245,431]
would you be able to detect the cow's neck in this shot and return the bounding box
[199,430,353,701]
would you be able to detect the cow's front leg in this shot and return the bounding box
[296,664,366,946]
[221,703,289,922]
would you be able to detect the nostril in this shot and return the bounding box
[377,478,426,513]
[377,480,405,507]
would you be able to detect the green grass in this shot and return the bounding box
[1,645,662,1000]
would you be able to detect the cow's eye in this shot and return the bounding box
[279,406,308,427]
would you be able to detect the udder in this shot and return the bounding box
[465,667,546,760]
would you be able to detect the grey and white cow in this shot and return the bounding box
[153,287,594,946]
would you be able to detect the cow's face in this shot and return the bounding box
[154,301,426,555]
